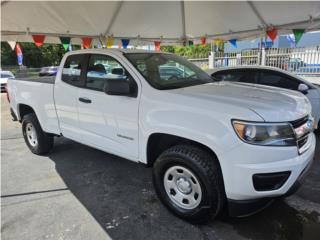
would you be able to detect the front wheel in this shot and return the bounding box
[22,113,54,155]
[152,145,225,223]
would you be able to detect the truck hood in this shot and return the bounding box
[171,82,311,122]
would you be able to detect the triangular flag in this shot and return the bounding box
[229,39,237,48]
[60,37,71,51]
[106,37,114,48]
[7,41,16,50]
[293,29,305,45]
[121,39,130,49]
[82,37,92,49]
[154,41,161,51]
[32,35,46,47]
[201,37,206,47]
[266,28,277,42]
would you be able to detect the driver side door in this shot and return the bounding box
[77,53,140,161]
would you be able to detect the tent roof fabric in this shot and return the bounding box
[1,1,320,44]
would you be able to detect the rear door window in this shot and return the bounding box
[62,54,85,86]
[258,70,300,90]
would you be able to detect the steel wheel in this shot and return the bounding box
[25,122,38,147]
[164,165,202,210]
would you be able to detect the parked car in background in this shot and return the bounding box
[7,50,316,222]
[0,70,15,92]
[208,66,320,132]
[284,58,307,71]
[39,66,59,76]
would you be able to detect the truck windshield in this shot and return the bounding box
[125,53,214,90]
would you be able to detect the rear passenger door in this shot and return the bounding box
[77,53,140,161]
[54,54,87,142]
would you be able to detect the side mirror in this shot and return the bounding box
[103,78,131,96]
[298,83,309,94]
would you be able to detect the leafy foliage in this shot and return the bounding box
[161,44,212,58]
[1,42,80,68]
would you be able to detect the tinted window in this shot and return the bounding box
[62,55,84,86]
[212,70,257,84]
[86,54,134,92]
[125,53,213,90]
[259,71,300,90]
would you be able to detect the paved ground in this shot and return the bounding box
[1,93,320,240]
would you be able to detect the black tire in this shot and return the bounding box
[152,144,225,223]
[22,113,54,155]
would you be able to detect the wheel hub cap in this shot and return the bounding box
[176,177,192,194]
[163,166,202,210]
[25,123,38,147]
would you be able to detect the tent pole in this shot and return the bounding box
[180,0,186,46]
[104,1,124,37]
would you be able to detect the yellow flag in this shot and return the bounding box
[106,37,114,48]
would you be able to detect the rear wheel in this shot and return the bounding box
[22,113,54,155]
[153,145,225,223]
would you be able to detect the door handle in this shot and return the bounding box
[79,97,92,104]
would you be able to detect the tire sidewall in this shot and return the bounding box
[22,114,43,154]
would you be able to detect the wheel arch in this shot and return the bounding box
[17,104,36,121]
[146,132,221,169]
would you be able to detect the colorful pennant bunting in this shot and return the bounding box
[266,28,277,42]
[228,39,237,48]
[154,41,161,51]
[106,37,114,48]
[201,37,206,47]
[15,43,23,66]
[293,29,305,45]
[82,37,92,49]
[121,39,130,49]
[59,37,71,51]
[32,35,46,47]
[7,41,16,50]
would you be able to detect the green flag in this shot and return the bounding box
[293,29,305,45]
[59,37,71,51]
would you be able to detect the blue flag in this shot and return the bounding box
[229,39,237,48]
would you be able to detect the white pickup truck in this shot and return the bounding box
[7,49,316,222]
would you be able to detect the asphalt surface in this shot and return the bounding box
[1,93,320,240]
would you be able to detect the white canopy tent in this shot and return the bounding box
[1,1,320,45]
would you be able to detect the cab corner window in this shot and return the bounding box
[62,55,84,86]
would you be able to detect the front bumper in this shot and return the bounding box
[219,133,316,201]
[228,156,313,217]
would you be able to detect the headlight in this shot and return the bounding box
[232,120,296,146]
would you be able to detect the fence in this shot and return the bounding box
[189,46,320,76]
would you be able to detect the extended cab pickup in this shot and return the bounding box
[7,49,316,222]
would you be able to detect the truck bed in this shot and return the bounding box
[12,76,55,84]
[7,76,60,135]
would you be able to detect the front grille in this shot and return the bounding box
[289,115,311,153]
[290,116,308,128]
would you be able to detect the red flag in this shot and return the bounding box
[15,43,22,55]
[267,28,277,42]
[201,37,206,46]
[82,37,92,49]
[32,35,46,47]
[154,41,161,51]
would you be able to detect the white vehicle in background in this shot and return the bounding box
[7,50,316,222]
[208,66,320,132]
[0,70,15,92]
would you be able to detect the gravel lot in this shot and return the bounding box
[1,93,320,240]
